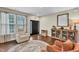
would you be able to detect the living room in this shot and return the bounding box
[0,7,79,52]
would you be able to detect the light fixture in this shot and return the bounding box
[72,19,79,30]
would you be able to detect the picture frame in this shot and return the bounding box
[57,13,69,27]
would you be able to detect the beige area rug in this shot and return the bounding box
[8,40,48,52]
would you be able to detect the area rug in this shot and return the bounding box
[8,40,48,52]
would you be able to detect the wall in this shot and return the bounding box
[40,10,79,42]
[40,15,57,36]
[0,7,40,43]
[27,16,40,34]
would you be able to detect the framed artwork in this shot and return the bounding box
[57,13,69,27]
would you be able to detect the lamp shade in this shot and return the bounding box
[72,19,79,24]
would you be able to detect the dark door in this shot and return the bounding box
[30,20,39,35]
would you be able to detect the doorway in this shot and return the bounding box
[30,20,40,35]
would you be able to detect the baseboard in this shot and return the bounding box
[0,40,17,44]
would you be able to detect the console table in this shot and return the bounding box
[51,29,77,42]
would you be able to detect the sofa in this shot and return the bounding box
[47,39,79,52]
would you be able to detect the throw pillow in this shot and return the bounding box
[63,39,74,51]
[54,40,63,48]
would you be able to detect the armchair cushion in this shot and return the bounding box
[16,33,30,43]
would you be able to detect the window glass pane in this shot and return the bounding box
[1,13,7,35]
[0,14,1,24]
[17,15,25,31]
[0,25,1,34]
[9,24,14,33]
[9,14,14,23]
[0,14,1,34]
[0,13,16,35]
[8,14,15,34]
[17,16,24,25]
[18,25,24,31]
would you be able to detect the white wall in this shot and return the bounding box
[26,10,79,42]
[40,15,57,36]
[40,10,79,42]
[27,16,40,34]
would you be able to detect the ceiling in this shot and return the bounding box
[8,7,75,16]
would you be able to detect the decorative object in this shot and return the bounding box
[51,26,57,37]
[69,20,73,30]
[41,30,48,37]
[57,13,69,27]
[51,26,57,30]
[69,24,72,30]
[60,26,64,30]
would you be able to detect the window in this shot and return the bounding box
[0,13,7,35]
[0,12,27,43]
[9,14,14,23]
[0,13,1,34]
[0,12,26,35]
[8,14,15,33]
[9,24,15,33]
[17,15,26,31]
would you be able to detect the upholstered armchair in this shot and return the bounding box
[16,33,30,43]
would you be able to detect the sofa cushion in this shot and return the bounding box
[54,40,63,48]
[47,45,62,52]
[63,39,74,51]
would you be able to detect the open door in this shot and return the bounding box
[30,20,39,35]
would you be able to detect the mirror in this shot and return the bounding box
[57,13,69,27]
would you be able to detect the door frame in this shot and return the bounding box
[30,20,40,35]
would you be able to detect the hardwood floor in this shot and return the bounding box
[0,40,17,52]
[0,34,56,52]
[30,35,55,45]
